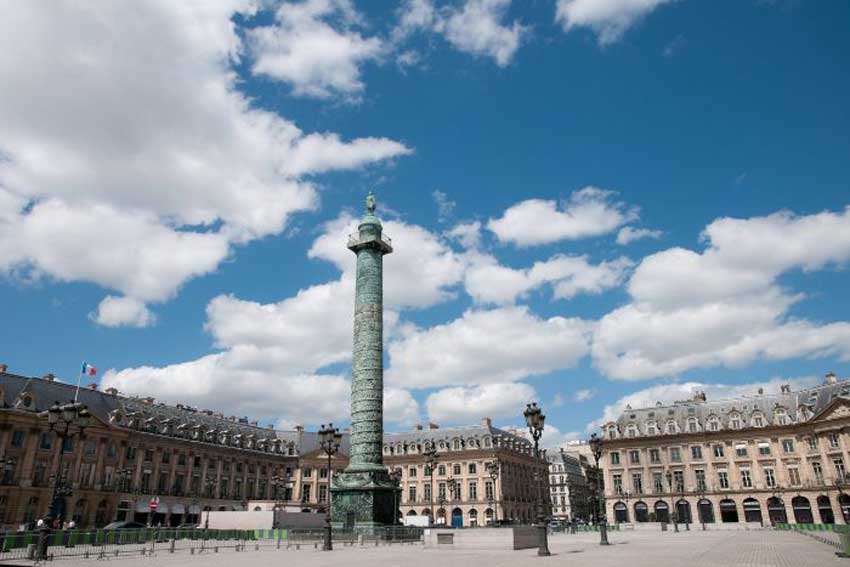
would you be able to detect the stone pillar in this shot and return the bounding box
[332,192,398,529]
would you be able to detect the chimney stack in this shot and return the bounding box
[428,422,439,430]
[87,382,98,390]
[415,424,423,431]
[43,373,55,381]
[105,387,118,396]
[826,371,838,384]
[481,417,492,427]
[0,364,7,373]
[780,384,791,394]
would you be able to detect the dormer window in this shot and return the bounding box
[687,418,699,433]
[730,413,741,429]
[627,425,638,438]
[774,408,788,426]
[752,413,764,427]
[707,417,720,432]
[646,422,658,436]
[665,420,677,435]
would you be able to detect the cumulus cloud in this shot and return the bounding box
[446,221,483,250]
[249,0,383,99]
[616,226,662,245]
[0,1,409,325]
[592,375,821,429]
[387,305,592,389]
[555,0,678,45]
[464,252,633,304]
[393,0,525,66]
[593,207,850,380]
[92,296,156,328]
[103,209,460,426]
[573,388,596,402]
[487,187,639,247]
[426,382,536,424]
[432,190,456,222]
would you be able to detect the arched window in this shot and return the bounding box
[817,495,835,524]
[665,420,677,435]
[792,496,813,524]
[729,413,741,429]
[607,426,618,439]
[613,501,629,523]
[634,501,649,522]
[707,416,720,432]
[767,497,787,525]
[627,425,638,438]
[719,499,738,523]
[742,498,762,524]
[751,412,764,428]
[654,501,669,523]
[697,499,714,524]
[774,408,788,426]
[646,421,658,436]
[687,418,699,433]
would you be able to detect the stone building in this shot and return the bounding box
[600,372,850,526]
[548,448,591,523]
[0,369,548,529]
[382,419,548,527]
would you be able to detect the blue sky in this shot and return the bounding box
[1,0,849,445]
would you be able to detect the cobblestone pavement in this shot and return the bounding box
[32,530,844,567]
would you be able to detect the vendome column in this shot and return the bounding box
[331,192,398,530]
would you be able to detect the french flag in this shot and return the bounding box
[81,362,97,377]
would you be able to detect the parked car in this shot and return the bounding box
[102,521,146,530]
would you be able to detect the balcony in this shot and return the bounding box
[348,232,392,252]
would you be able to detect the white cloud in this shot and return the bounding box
[487,187,638,247]
[616,226,662,245]
[92,296,156,328]
[0,1,409,326]
[308,212,466,309]
[249,0,383,99]
[464,252,633,304]
[446,221,483,250]
[432,190,456,222]
[426,382,536,424]
[593,207,850,380]
[593,375,821,429]
[386,388,422,425]
[555,0,678,45]
[387,305,592,389]
[393,0,525,66]
[573,388,596,402]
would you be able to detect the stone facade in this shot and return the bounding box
[548,448,591,522]
[600,372,850,526]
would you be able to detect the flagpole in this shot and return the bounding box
[74,363,83,403]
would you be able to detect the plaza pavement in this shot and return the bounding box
[25,529,846,567]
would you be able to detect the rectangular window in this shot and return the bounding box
[610,452,620,465]
[718,471,729,489]
[629,450,640,464]
[438,482,446,500]
[632,473,642,494]
[438,465,446,476]
[788,467,801,486]
[468,463,477,474]
[691,446,702,460]
[653,472,664,493]
[10,431,24,448]
[807,437,818,451]
[453,464,461,475]
[161,450,170,464]
[670,448,681,462]
[425,483,432,501]
[303,467,312,478]
[144,449,154,462]
[408,485,417,503]
[764,468,776,488]
[62,438,74,453]
[40,433,53,451]
[84,441,96,457]
[301,485,311,502]
[469,481,477,500]
[673,470,684,492]
[409,467,418,477]
[735,444,747,458]
[781,439,794,453]
[813,462,823,481]
[317,484,327,503]
[613,474,623,495]
[758,442,771,456]
[829,433,840,449]
[695,469,706,491]
[178,453,186,466]
[649,449,661,463]
[713,444,725,458]
[834,458,846,480]
[740,469,752,488]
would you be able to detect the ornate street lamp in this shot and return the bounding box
[43,402,90,522]
[204,475,216,529]
[486,460,500,526]
[524,402,550,556]
[424,442,438,526]
[271,470,292,528]
[390,468,403,526]
[588,433,610,545]
[318,423,342,551]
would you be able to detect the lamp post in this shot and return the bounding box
[486,460,500,526]
[588,433,610,545]
[523,402,550,557]
[270,471,291,528]
[44,401,91,522]
[424,442,438,526]
[390,468,403,526]
[318,423,342,551]
[204,476,216,530]
[665,471,678,533]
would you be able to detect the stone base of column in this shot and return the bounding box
[331,469,399,531]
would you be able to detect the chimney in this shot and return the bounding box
[43,373,55,381]
[105,387,118,396]
[294,425,304,432]
[757,388,764,395]
[826,371,838,384]
[415,424,423,431]
[87,382,98,390]
[692,391,706,402]
[0,364,7,373]
[481,417,492,427]
[428,422,439,430]
[780,384,791,394]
